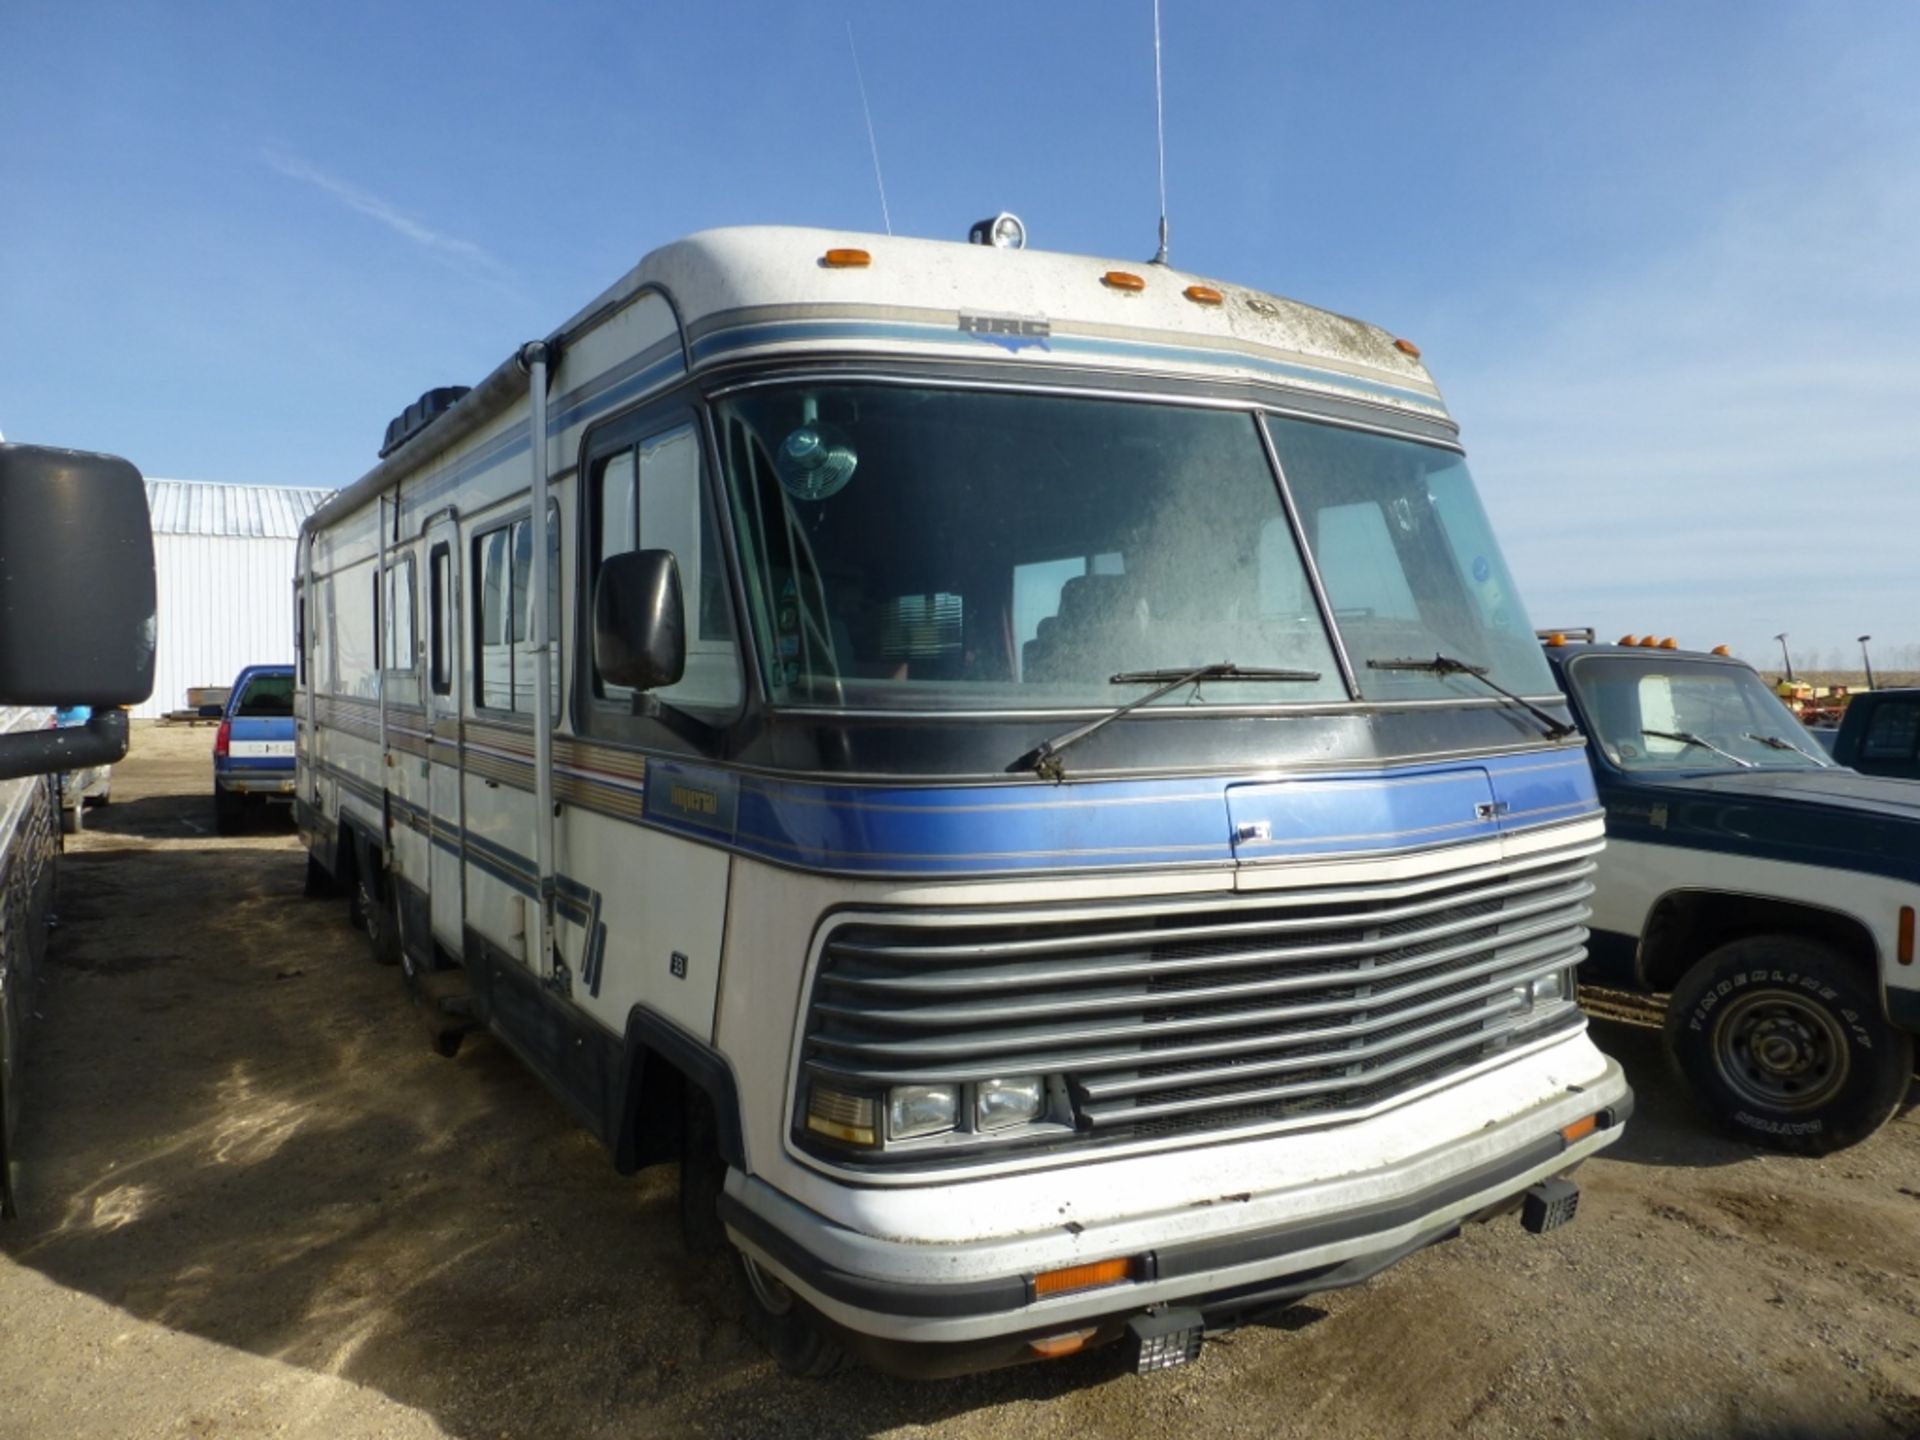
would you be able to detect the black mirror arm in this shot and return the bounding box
[0,710,130,782]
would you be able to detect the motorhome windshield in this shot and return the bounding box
[713,385,1349,711]
[1264,417,1557,703]
[1566,655,1835,772]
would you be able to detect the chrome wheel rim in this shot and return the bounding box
[741,1254,795,1316]
[1712,987,1849,1112]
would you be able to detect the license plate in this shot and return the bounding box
[230,740,294,758]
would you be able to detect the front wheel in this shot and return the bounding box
[1665,936,1913,1155]
[736,1251,845,1378]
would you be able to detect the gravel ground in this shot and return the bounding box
[1,723,1916,1440]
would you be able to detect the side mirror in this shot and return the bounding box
[197,704,225,719]
[0,444,155,706]
[0,444,155,781]
[593,550,686,692]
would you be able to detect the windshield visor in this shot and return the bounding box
[1265,417,1555,702]
[714,386,1347,710]
[1565,656,1835,771]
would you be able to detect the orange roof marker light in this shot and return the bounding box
[1102,270,1147,292]
[821,248,872,269]
[1394,338,1423,358]
[1639,636,1662,648]
[1184,284,1224,306]
[1660,638,1679,650]
[1545,632,1567,647]
[1617,634,1638,646]
[1711,645,1732,656]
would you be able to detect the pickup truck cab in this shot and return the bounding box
[1829,688,1920,780]
[1541,631,1916,1153]
[209,665,296,834]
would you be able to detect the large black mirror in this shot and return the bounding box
[593,549,686,693]
[0,444,155,781]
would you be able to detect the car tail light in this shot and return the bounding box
[214,720,231,756]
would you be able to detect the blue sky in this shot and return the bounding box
[3,1,1915,669]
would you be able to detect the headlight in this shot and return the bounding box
[887,1083,959,1140]
[975,1075,1045,1131]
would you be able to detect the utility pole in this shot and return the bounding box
[1858,635,1876,690]
[1774,632,1794,683]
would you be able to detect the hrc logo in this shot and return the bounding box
[957,313,1051,353]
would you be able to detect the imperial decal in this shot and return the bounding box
[956,313,1051,353]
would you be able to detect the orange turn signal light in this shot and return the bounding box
[822,248,871,268]
[1103,270,1147,292]
[1033,1257,1134,1298]
[1899,906,1914,966]
[1184,284,1224,305]
[1394,337,1422,358]
[1560,1113,1600,1145]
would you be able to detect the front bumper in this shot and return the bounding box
[723,1055,1631,1355]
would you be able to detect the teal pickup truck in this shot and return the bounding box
[1830,689,1920,780]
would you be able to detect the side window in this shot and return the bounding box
[475,526,512,710]
[473,512,560,716]
[385,555,417,672]
[590,423,742,713]
[429,543,452,696]
[1862,701,1920,761]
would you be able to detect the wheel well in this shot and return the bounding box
[612,1008,746,1175]
[1639,891,1878,993]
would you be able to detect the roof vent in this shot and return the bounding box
[380,386,471,459]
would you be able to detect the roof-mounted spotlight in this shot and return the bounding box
[969,212,1027,250]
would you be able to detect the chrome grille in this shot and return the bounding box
[800,840,1596,1148]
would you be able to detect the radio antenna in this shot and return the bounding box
[1150,0,1169,265]
[846,21,893,236]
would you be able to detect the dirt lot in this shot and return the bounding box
[2,724,1917,1440]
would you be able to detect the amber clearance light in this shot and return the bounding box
[822,248,872,269]
[1102,270,1147,292]
[1184,284,1224,305]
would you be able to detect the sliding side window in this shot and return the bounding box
[473,510,560,718]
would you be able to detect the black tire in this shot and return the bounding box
[59,804,81,837]
[736,1251,846,1378]
[213,787,241,836]
[349,864,402,967]
[1664,936,1914,1155]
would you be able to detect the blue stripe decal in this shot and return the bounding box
[689,318,1443,412]
[322,747,1595,879]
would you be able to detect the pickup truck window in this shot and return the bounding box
[1861,699,1920,762]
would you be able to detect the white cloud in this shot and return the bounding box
[263,149,516,285]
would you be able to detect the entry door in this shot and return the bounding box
[423,520,465,952]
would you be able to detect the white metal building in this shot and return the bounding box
[138,480,331,718]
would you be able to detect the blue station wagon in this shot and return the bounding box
[208,665,296,833]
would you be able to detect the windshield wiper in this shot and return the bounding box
[1642,728,1756,768]
[1744,731,1826,763]
[1366,654,1577,740]
[1010,662,1323,781]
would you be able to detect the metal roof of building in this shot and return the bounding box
[146,479,332,539]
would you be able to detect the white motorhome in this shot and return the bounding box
[297,222,1630,1377]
